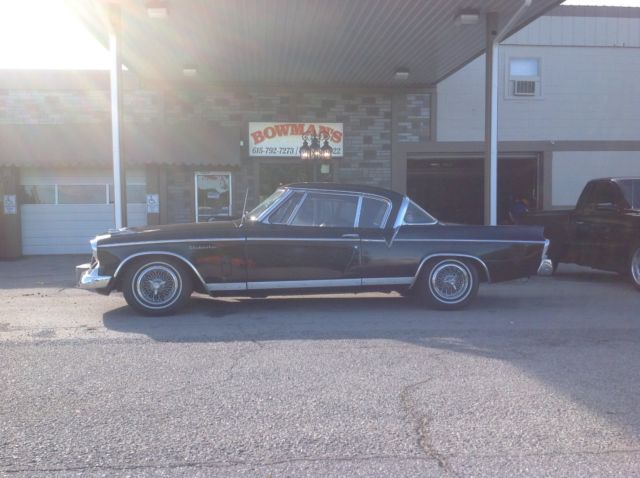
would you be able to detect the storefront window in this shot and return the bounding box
[195,172,232,222]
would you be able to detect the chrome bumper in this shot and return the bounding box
[76,263,112,290]
[537,239,554,276]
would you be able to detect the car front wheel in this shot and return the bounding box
[122,258,193,315]
[416,258,479,310]
[629,247,640,291]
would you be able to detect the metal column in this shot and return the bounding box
[483,12,499,226]
[108,4,127,228]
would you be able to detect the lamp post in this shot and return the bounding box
[299,131,333,181]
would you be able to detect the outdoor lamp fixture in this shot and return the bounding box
[456,11,480,25]
[394,68,410,81]
[299,140,311,160]
[299,132,332,161]
[146,1,168,18]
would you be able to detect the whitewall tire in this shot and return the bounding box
[416,258,479,310]
[122,258,193,316]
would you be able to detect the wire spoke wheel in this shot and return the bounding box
[416,258,479,310]
[430,263,470,302]
[429,262,471,303]
[133,263,182,309]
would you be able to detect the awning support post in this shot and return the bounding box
[108,4,127,228]
[483,12,499,226]
[484,1,531,225]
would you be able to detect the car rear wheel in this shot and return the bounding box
[416,258,479,310]
[629,247,640,290]
[122,258,193,315]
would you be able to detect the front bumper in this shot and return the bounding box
[76,263,112,291]
[537,239,554,276]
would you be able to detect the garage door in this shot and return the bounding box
[20,169,147,255]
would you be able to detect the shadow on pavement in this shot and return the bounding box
[102,285,640,444]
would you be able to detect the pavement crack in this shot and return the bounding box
[400,374,459,477]
[0,454,432,474]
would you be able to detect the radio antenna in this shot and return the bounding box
[240,188,249,227]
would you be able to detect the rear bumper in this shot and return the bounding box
[537,239,554,276]
[76,263,112,292]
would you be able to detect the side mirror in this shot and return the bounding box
[595,202,618,212]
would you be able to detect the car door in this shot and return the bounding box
[570,181,622,268]
[245,191,362,288]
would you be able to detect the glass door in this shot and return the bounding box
[195,172,232,222]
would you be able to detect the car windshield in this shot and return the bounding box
[246,188,286,221]
[617,179,640,210]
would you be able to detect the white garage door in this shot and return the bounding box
[20,168,148,255]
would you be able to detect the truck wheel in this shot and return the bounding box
[122,258,193,315]
[630,247,640,290]
[416,258,479,310]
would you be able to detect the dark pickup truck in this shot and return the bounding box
[518,177,640,289]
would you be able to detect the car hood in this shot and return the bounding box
[97,220,243,246]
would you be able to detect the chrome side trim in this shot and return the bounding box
[362,277,413,286]
[206,282,247,292]
[246,278,361,290]
[411,253,492,286]
[395,238,545,244]
[101,238,246,248]
[246,237,359,242]
[112,251,208,290]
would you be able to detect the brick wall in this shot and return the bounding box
[0,85,433,222]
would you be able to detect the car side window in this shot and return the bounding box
[404,201,436,224]
[267,192,304,224]
[359,197,389,228]
[290,193,359,227]
[587,182,617,210]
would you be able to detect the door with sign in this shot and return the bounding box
[195,172,232,222]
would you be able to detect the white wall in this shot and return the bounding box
[437,19,640,142]
[551,151,640,206]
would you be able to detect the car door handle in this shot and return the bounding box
[341,233,360,239]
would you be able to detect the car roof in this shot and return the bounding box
[590,177,640,182]
[284,182,404,202]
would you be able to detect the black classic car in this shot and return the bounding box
[77,183,550,315]
[519,177,640,288]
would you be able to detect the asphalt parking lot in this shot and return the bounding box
[1,256,640,477]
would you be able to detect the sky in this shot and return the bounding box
[0,0,638,70]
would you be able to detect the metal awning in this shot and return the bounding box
[69,0,562,87]
[65,0,564,227]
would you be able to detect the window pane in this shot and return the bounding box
[404,201,436,224]
[359,197,389,228]
[291,193,358,227]
[196,173,231,222]
[618,180,640,209]
[108,184,146,204]
[20,185,55,204]
[268,192,304,224]
[248,188,286,221]
[58,185,106,204]
[510,58,538,77]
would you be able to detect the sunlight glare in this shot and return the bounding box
[0,0,109,69]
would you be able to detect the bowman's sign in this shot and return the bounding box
[249,122,343,157]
